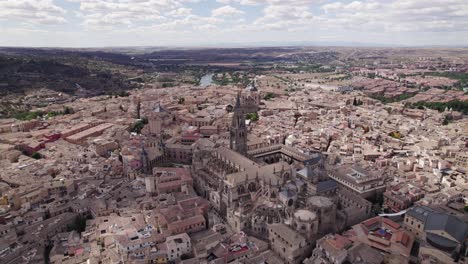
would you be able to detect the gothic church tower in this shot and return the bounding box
[230,92,247,155]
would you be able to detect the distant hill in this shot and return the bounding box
[0,52,137,96]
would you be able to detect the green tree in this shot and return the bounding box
[389,131,403,139]
[117,90,130,97]
[66,215,88,233]
[14,111,43,121]
[264,92,275,101]
[408,100,468,115]
[246,112,259,121]
[131,118,148,134]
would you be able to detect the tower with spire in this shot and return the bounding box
[147,102,170,136]
[140,140,150,175]
[230,92,247,155]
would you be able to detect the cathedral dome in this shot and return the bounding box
[307,196,334,209]
[294,209,317,222]
[285,135,297,146]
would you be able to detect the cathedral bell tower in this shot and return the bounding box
[140,140,150,175]
[230,92,247,155]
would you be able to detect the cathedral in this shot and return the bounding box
[135,92,373,263]
[191,92,333,238]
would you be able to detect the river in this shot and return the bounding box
[199,73,214,87]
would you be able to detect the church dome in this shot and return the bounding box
[307,196,334,209]
[294,209,317,222]
[285,135,297,146]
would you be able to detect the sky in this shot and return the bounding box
[0,0,468,47]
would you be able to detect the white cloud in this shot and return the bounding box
[248,0,468,34]
[318,0,468,33]
[69,0,190,30]
[217,0,321,6]
[0,0,67,24]
[169,7,192,17]
[212,5,244,17]
[1,0,468,46]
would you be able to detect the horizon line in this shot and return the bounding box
[1,43,468,50]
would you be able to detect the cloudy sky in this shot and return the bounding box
[1,0,468,47]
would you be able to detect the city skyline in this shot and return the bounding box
[1,0,468,47]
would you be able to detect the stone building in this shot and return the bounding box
[89,138,118,157]
[345,216,415,260]
[336,188,372,227]
[308,234,384,264]
[250,203,285,238]
[291,209,319,241]
[189,95,346,263]
[404,206,468,263]
[241,80,261,114]
[307,196,336,235]
[165,233,192,262]
[268,223,312,264]
[145,167,193,195]
[147,103,174,136]
[328,165,386,198]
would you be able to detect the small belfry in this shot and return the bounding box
[230,92,247,155]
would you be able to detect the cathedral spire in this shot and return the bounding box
[235,91,241,109]
[140,139,150,175]
[230,91,247,155]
